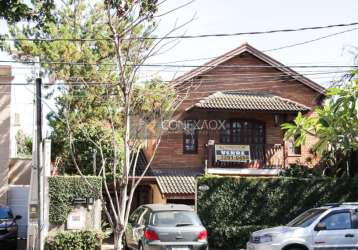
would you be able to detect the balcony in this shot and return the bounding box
[206,143,284,169]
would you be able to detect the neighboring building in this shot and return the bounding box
[0,65,13,204]
[0,65,31,238]
[135,43,325,206]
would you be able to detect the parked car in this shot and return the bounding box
[0,206,22,249]
[247,203,358,250]
[124,204,208,250]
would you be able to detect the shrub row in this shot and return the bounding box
[197,176,358,249]
[48,176,102,224]
[45,230,105,250]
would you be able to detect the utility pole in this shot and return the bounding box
[35,77,43,250]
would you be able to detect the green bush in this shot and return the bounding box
[209,225,267,249]
[197,176,358,249]
[280,164,323,177]
[45,230,105,250]
[48,176,102,224]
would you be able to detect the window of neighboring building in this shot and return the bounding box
[183,120,198,154]
[219,120,265,144]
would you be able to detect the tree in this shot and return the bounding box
[282,72,358,176]
[5,0,192,249]
[0,0,54,24]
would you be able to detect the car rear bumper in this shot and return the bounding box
[145,241,208,250]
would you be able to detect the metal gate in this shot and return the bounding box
[7,185,29,238]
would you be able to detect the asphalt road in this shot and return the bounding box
[17,239,26,250]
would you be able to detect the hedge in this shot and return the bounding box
[48,176,102,225]
[197,176,358,249]
[45,230,105,250]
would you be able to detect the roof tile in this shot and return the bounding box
[191,91,309,112]
[153,168,200,195]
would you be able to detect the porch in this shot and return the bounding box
[206,143,284,169]
[183,91,311,172]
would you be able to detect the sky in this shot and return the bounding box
[145,0,358,82]
[0,0,358,146]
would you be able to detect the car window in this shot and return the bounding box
[321,212,352,230]
[0,208,13,219]
[288,209,326,227]
[138,209,150,226]
[151,211,202,227]
[129,208,143,224]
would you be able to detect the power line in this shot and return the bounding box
[264,27,358,52]
[0,72,344,84]
[0,59,356,68]
[151,27,358,63]
[2,21,358,42]
[0,68,349,87]
[0,74,340,87]
[8,69,351,77]
[7,65,348,73]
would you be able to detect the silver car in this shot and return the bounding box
[247,203,358,250]
[124,204,208,250]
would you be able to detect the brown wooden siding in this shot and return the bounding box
[148,52,322,170]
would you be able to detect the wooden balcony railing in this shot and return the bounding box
[206,143,284,168]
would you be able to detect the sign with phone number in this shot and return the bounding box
[215,144,250,162]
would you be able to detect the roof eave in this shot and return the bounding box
[188,106,310,113]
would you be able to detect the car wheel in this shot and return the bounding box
[287,247,305,250]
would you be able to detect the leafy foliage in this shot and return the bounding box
[48,79,174,175]
[0,0,54,24]
[5,1,178,248]
[48,176,102,225]
[208,225,267,249]
[15,129,32,157]
[45,230,105,250]
[5,0,175,175]
[198,176,358,249]
[280,164,323,177]
[282,76,358,176]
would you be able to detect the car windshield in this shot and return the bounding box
[151,211,202,227]
[0,208,13,219]
[287,208,326,227]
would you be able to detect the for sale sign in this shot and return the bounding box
[215,144,250,163]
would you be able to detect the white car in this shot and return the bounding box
[247,203,358,250]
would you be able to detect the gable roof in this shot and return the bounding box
[187,91,310,112]
[172,43,325,94]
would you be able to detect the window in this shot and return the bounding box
[320,212,352,230]
[219,120,265,145]
[287,208,326,227]
[151,211,202,227]
[138,209,149,226]
[220,121,231,143]
[183,120,198,154]
[129,207,143,224]
[0,208,13,219]
[287,134,301,155]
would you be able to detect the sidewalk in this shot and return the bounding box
[102,244,114,250]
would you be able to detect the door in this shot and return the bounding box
[313,210,357,249]
[126,207,144,248]
[132,208,149,249]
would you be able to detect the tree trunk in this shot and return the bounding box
[113,224,125,250]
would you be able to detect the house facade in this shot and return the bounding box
[136,43,325,206]
[0,66,13,204]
